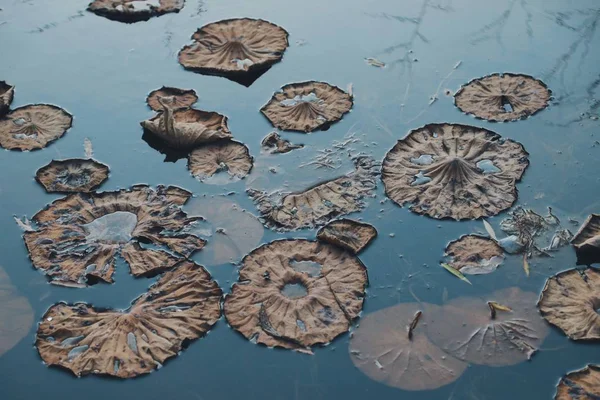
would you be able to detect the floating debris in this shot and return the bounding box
[35,159,109,193]
[0,266,34,358]
[555,364,600,399]
[0,81,14,116]
[261,132,303,154]
[146,86,198,112]
[87,0,184,23]
[187,140,253,184]
[316,218,377,254]
[443,235,504,275]
[571,214,600,265]
[365,57,385,68]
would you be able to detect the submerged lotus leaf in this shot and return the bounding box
[35,159,110,193]
[349,303,467,391]
[455,73,551,122]
[224,239,367,351]
[187,140,253,184]
[382,123,529,220]
[0,104,72,151]
[87,0,184,23]
[23,185,205,287]
[248,156,378,231]
[317,218,377,254]
[444,235,504,275]
[261,81,353,132]
[36,260,222,378]
[538,268,600,341]
[426,287,549,366]
[0,266,34,358]
[261,132,303,154]
[571,214,600,265]
[555,364,600,400]
[0,81,14,115]
[146,86,198,112]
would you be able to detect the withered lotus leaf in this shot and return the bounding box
[36,260,222,378]
[349,302,467,391]
[23,185,205,287]
[317,218,377,254]
[0,266,34,358]
[261,81,353,132]
[35,159,110,193]
[444,234,504,274]
[538,268,600,341]
[555,364,600,400]
[426,287,549,366]
[146,86,198,112]
[87,0,184,23]
[224,239,367,351]
[0,81,14,116]
[261,132,303,154]
[248,156,378,231]
[0,104,73,151]
[187,140,253,184]
[382,123,529,220]
[455,73,551,122]
[571,214,600,265]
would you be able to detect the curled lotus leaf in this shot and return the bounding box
[261,81,353,132]
[146,86,198,112]
[317,218,377,254]
[349,302,467,391]
[87,0,184,23]
[0,266,34,358]
[35,159,110,193]
[248,156,378,231]
[555,364,600,400]
[538,268,600,341]
[0,104,73,151]
[454,73,551,122]
[444,234,504,275]
[0,81,14,116]
[261,132,303,154]
[23,185,205,287]
[426,287,549,366]
[382,123,529,220]
[571,214,600,265]
[187,140,253,184]
[224,239,367,351]
[35,260,222,378]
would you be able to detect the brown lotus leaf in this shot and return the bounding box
[426,287,549,366]
[571,214,600,265]
[224,239,367,351]
[261,81,353,132]
[187,140,253,184]
[0,81,14,116]
[0,266,34,358]
[36,260,222,378]
[455,73,551,122]
[261,132,304,154]
[317,218,377,254]
[35,159,109,193]
[349,302,467,391]
[87,0,184,23]
[538,268,600,341]
[555,364,600,399]
[0,104,73,151]
[382,123,529,220]
[248,156,378,231]
[23,185,205,287]
[146,86,198,112]
[444,234,504,274]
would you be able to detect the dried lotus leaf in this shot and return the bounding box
[317,218,377,254]
[0,81,14,116]
[187,140,253,184]
[146,86,198,111]
[87,0,184,23]
[571,214,600,265]
[261,132,303,154]
[35,159,109,193]
[555,364,600,400]
[444,234,504,274]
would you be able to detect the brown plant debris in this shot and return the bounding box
[187,140,253,184]
[0,104,73,151]
[555,364,600,400]
[317,218,377,254]
[571,214,600,265]
[23,185,205,287]
[247,156,378,231]
[146,86,198,112]
[35,159,109,193]
[36,261,222,378]
[261,81,353,133]
[381,123,529,220]
[0,81,14,116]
[444,234,504,275]
[0,266,34,358]
[538,268,600,341]
[261,132,304,154]
[426,287,549,366]
[87,0,184,23]
[224,239,367,351]
[349,302,467,391]
[454,73,551,122]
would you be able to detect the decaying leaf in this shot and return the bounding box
[187,140,253,184]
[443,235,504,275]
[261,132,303,154]
[36,260,222,378]
[0,266,34,358]
[146,86,198,112]
[382,123,529,220]
[0,81,14,116]
[555,364,600,400]
[571,214,600,265]
[316,218,377,254]
[440,263,472,284]
[365,58,386,68]
[483,219,497,241]
[224,239,367,351]
[538,268,600,341]
[454,73,551,122]
[35,159,110,193]
[87,0,184,23]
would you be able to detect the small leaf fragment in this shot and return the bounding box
[441,263,472,285]
[483,219,497,241]
[489,301,512,312]
[365,57,385,68]
[84,138,93,158]
[523,255,530,277]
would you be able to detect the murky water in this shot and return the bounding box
[0,0,599,399]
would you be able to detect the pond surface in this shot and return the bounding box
[1,0,599,399]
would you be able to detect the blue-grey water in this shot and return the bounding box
[0,0,599,399]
